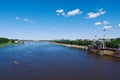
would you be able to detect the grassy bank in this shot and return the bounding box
[0,42,14,48]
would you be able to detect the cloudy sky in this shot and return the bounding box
[0,0,120,40]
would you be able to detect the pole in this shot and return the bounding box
[103,29,106,48]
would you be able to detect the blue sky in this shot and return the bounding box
[0,0,120,40]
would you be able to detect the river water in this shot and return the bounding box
[0,42,120,80]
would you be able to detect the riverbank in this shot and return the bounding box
[54,42,120,58]
[54,43,87,50]
[0,42,14,48]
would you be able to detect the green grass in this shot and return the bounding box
[0,42,14,48]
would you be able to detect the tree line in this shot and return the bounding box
[0,37,15,44]
[106,38,120,48]
[53,39,92,46]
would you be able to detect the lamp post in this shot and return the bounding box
[102,29,106,48]
[118,25,120,50]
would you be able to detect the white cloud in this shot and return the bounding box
[118,24,120,30]
[95,20,112,30]
[16,17,20,20]
[56,9,65,16]
[94,20,110,26]
[56,9,64,13]
[56,8,82,17]
[118,24,120,27]
[103,26,112,30]
[16,17,33,24]
[23,18,33,24]
[87,9,106,19]
[23,19,29,22]
[94,22,102,26]
[67,9,82,16]
[103,20,109,25]
[61,13,65,16]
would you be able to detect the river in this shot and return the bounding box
[0,42,120,80]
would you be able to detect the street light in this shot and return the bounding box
[102,29,106,48]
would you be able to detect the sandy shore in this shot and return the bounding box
[54,43,88,50]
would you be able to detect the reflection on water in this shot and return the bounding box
[0,42,120,80]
